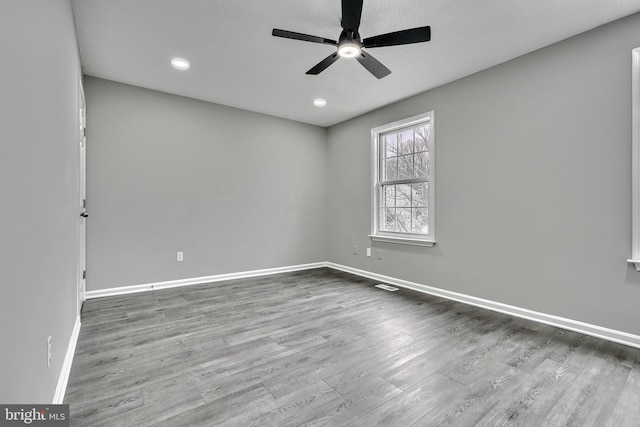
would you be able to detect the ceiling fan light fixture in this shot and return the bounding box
[171,57,190,70]
[337,40,361,58]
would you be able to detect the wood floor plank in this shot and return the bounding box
[435,319,529,385]
[542,341,635,426]
[69,388,144,422]
[470,358,580,426]
[279,376,403,427]
[321,331,441,394]
[349,372,465,426]
[215,381,340,427]
[65,268,640,426]
[606,355,640,427]
[416,365,530,426]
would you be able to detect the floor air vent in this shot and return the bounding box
[375,284,399,292]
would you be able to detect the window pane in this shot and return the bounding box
[383,185,395,208]
[397,154,414,180]
[384,157,398,181]
[412,183,428,207]
[412,208,428,234]
[396,208,412,232]
[382,208,396,231]
[414,124,430,152]
[414,151,428,178]
[396,184,411,207]
[398,130,414,155]
[384,134,398,158]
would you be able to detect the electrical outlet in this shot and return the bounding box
[47,336,52,368]
[176,251,184,262]
[352,245,358,255]
[366,248,371,257]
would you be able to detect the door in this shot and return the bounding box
[78,78,87,316]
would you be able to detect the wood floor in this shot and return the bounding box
[65,268,640,426]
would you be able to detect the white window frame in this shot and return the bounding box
[629,48,640,271]
[370,111,435,247]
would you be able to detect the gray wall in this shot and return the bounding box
[327,12,640,336]
[0,0,82,402]
[85,77,327,291]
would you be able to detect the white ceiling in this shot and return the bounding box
[71,0,640,127]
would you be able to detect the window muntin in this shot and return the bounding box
[372,112,434,245]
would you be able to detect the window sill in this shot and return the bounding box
[369,234,435,247]
[628,259,640,271]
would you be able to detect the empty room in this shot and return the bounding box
[4,0,640,425]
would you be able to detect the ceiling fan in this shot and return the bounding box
[272,0,431,79]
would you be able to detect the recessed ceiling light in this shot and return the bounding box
[313,98,327,107]
[171,58,190,70]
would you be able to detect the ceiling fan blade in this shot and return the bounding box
[356,51,391,79]
[341,0,363,31]
[363,26,431,48]
[272,29,337,46]
[306,53,340,75]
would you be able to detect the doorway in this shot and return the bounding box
[77,78,87,316]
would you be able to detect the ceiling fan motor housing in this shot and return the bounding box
[339,29,361,43]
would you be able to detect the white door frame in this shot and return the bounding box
[77,77,87,316]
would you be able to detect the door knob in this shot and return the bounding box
[80,212,88,218]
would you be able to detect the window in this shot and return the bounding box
[371,111,435,246]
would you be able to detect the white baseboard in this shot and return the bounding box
[83,260,640,349]
[85,262,327,299]
[326,262,640,350]
[53,315,81,404]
